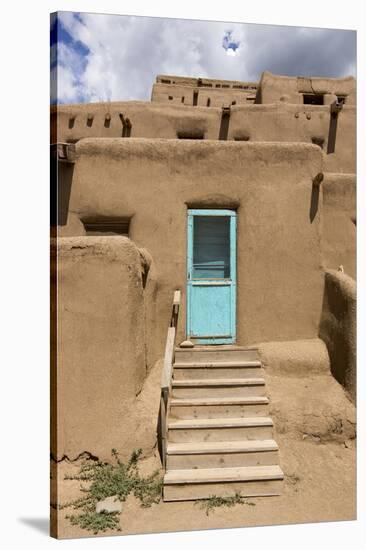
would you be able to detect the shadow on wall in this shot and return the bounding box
[50,147,74,227]
[309,173,323,223]
[327,110,339,154]
[309,183,320,223]
[319,269,356,403]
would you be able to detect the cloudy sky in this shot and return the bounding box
[50,11,356,104]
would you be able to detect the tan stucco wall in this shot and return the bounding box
[152,82,257,107]
[52,99,355,174]
[152,75,258,107]
[256,338,331,376]
[59,138,324,351]
[322,173,356,278]
[53,101,222,141]
[51,236,160,461]
[229,103,355,174]
[319,269,356,403]
[259,71,356,105]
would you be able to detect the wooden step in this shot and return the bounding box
[171,378,266,398]
[174,361,262,368]
[170,396,269,418]
[174,348,260,363]
[167,417,273,443]
[163,465,284,501]
[166,439,279,469]
[173,361,262,380]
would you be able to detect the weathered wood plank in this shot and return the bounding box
[161,326,176,390]
[173,290,181,306]
[159,396,167,467]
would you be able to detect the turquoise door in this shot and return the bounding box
[187,209,236,344]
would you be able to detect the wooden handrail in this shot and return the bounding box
[161,327,176,394]
[157,290,181,468]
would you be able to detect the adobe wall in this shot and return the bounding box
[254,338,355,442]
[151,83,257,107]
[52,101,222,141]
[53,100,355,173]
[155,74,258,89]
[319,270,356,403]
[259,71,356,105]
[229,103,355,174]
[322,173,356,278]
[51,236,160,461]
[59,138,324,351]
[152,75,258,107]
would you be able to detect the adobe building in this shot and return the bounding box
[50,71,356,503]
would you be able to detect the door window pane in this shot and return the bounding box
[193,216,230,278]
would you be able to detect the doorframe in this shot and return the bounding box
[186,208,237,344]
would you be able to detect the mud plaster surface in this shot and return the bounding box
[53,369,356,539]
[53,437,355,539]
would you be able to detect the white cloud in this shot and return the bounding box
[54,65,80,103]
[55,12,356,104]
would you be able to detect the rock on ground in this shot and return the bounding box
[96,496,122,514]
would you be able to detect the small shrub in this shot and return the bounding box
[195,492,256,516]
[62,448,163,534]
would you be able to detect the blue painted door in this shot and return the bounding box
[187,209,236,344]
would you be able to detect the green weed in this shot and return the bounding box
[195,492,256,516]
[62,448,163,534]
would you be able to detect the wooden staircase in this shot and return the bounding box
[163,347,284,501]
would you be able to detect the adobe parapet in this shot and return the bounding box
[155,74,258,90]
[258,71,356,105]
[152,74,259,107]
[151,71,356,108]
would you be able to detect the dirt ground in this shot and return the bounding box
[52,365,356,539]
[51,354,356,538]
[53,436,355,539]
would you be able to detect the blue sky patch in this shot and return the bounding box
[50,12,356,104]
[222,31,240,53]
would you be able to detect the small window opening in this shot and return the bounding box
[234,135,250,141]
[231,101,236,106]
[82,217,130,236]
[303,94,324,105]
[168,95,173,100]
[86,115,94,127]
[181,96,185,103]
[215,84,221,88]
[207,98,211,107]
[222,84,230,88]
[311,137,325,149]
[68,117,75,129]
[177,130,204,139]
[161,79,171,84]
[104,114,111,128]
[193,90,198,106]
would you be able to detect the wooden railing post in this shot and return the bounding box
[157,290,181,468]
